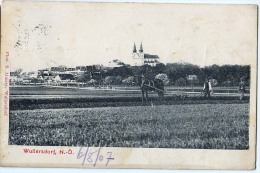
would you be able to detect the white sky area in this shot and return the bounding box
[4,2,257,72]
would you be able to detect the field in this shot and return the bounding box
[10,85,249,110]
[9,85,250,149]
[9,104,249,149]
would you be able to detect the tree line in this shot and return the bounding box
[78,63,250,87]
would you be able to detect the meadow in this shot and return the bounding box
[9,104,249,149]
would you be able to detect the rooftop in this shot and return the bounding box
[144,54,159,59]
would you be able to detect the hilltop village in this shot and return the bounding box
[10,43,250,87]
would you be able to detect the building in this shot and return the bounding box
[58,74,75,80]
[38,68,50,76]
[64,70,84,76]
[10,72,18,84]
[186,75,199,85]
[107,59,125,68]
[75,65,103,72]
[132,42,160,67]
[66,67,76,71]
[76,66,86,71]
[86,64,103,72]
[187,75,198,81]
[143,54,159,67]
[50,66,67,72]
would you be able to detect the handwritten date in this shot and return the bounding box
[77,146,114,167]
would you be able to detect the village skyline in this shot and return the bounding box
[10,40,253,72]
[10,56,251,74]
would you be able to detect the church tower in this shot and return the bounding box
[133,43,137,53]
[139,42,143,53]
[138,42,144,60]
[132,42,144,66]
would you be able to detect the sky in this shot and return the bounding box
[3,2,257,72]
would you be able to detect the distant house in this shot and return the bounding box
[66,67,76,71]
[187,75,199,85]
[51,74,75,85]
[76,66,86,71]
[58,74,75,80]
[107,59,125,68]
[10,72,18,83]
[93,64,103,71]
[74,65,103,72]
[65,69,84,76]
[42,70,49,76]
[38,68,50,76]
[51,66,67,72]
[187,75,198,81]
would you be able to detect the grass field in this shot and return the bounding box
[9,104,249,149]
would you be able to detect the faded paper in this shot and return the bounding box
[0,1,257,169]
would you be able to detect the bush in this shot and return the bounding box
[175,77,186,86]
[122,76,133,86]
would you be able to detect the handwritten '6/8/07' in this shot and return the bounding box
[77,146,114,167]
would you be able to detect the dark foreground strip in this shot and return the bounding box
[9,96,249,110]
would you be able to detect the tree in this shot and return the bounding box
[129,65,157,80]
[30,78,38,84]
[109,66,132,77]
[164,64,178,83]
[222,80,232,87]
[116,76,122,85]
[155,73,169,85]
[104,76,116,85]
[48,71,54,76]
[175,77,186,86]
[37,75,44,84]
[154,63,166,74]
[76,72,91,84]
[209,79,218,86]
[141,65,156,80]
[122,76,133,86]
[164,63,201,83]
[130,66,143,76]
[88,79,97,86]
[14,68,23,77]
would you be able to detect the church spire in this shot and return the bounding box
[139,42,143,53]
[133,43,137,53]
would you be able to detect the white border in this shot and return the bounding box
[0,0,259,172]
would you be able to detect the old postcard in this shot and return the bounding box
[0,0,257,169]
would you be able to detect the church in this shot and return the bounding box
[132,43,159,67]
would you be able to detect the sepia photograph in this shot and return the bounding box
[0,0,257,169]
[9,44,251,149]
